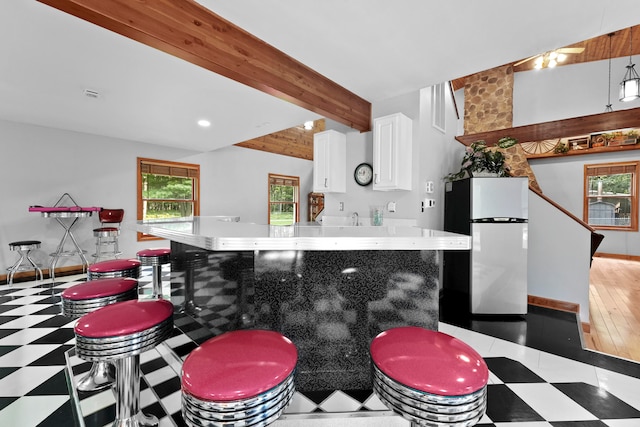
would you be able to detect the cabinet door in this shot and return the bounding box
[373,113,412,191]
[313,130,346,193]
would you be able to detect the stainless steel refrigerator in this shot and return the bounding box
[443,177,528,315]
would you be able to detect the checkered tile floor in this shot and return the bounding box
[2,270,640,426]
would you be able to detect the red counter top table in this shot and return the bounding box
[29,194,101,282]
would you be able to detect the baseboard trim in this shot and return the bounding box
[528,295,580,314]
[594,252,640,262]
[1,265,85,285]
[527,294,591,333]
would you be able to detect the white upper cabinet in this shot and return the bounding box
[373,113,413,191]
[313,130,346,193]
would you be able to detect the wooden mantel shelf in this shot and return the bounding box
[455,107,640,147]
[526,142,640,159]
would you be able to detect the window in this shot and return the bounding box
[268,174,299,225]
[431,82,446,133]
[584,161,639,231]
[137,157,200,240]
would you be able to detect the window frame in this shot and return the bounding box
[137,157,200,241]
[583,160,639,231]
[268,173,300,225]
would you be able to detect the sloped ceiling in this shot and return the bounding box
[1,0,640,152]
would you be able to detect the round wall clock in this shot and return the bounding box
[354,162,373,186]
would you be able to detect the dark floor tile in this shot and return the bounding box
[0,329,19,340]
[141,356,168,374]
[35,399,77,427]
[485,357,545,383]
[31,306,65,316]
[485,384,545,423]
[30,328,75,345]
[32,296,62,305]
[0,366,19,380]
[303,390,335,405]
[553,382,640,419]
[0,396,19,411]
[0,315,19,326]
[171,341,197,359]
[28,344,74,366]
[83,404,115,427]
[550,421,608,427]
[0,345,19,358]
[151,376,181,399]
[342,389,373,404]
[27,369,69,395]
[0,305,21,314]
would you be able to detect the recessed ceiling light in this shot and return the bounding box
[197,119,211,127]
[303,121,314,130]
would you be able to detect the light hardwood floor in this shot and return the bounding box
[583,256,640,362]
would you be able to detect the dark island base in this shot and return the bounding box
[169,242,440,392]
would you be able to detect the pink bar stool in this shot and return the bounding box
[181,329,298,427]
[7,240,44,285]
[75,299,174,427]
[136,248,171,299]
[88,258,141,280]
[93,208,124,262]
[61,277,139,392]
[370,326,489,427]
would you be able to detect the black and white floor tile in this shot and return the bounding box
[2,270,640,426]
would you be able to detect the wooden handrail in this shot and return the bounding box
[529,187,595,233]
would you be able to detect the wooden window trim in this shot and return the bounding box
[268,173,300,224]
[583,161,639,231]
[137,157,200,241]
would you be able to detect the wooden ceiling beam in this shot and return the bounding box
[37,0,371,132]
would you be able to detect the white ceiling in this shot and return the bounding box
[2,0,640,152]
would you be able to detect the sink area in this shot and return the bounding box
[319,215,417,227]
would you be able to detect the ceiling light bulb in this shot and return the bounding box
[557,53,567,62]
[197,119,211,127]
[548,59,557,68]
[534,57,544,68]
[549,51,558,60]
[303,121,314,130]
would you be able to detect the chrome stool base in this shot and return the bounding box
[62,278,139,393]
[77,360,116,392]
[74,300,174,427]
[7,240,43,285]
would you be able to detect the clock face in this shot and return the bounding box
[354,163,373,186]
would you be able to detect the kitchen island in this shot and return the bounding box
[136,217,471,393]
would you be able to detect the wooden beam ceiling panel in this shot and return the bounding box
[456,107,640,146]
[37,0,371,132]
[235,120,325,160]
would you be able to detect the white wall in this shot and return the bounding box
[321,87,463,230]
[0,119,313,271]
[528,191,592,321]
[513,57,640,256]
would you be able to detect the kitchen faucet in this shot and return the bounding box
[351,212,359,226]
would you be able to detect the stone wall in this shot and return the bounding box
[464,65,514,134]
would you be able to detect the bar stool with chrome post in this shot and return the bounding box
[171,249,207,314]
[74,299,174,427]
[6,240,44,285]
[88,258,141,281]
[92,208,124,263]
[136,248,171,299]
[370,326,489,427]
[181,329,298,427]
[61,277,139,392]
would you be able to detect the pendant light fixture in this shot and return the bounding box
[620,26,640,102]
[605,33,614,112]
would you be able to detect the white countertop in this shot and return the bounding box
[135,217,471,251]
